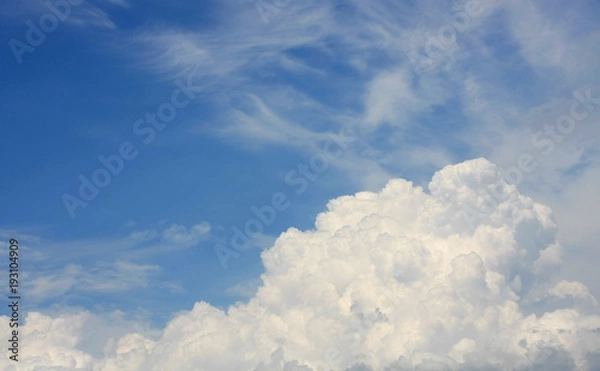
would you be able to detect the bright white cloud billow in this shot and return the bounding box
[2,158,599,370]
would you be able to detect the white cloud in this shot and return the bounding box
[503,0,600,84]
[4,158,599,370]
[0,310,159,371]
[127,222,211,246]
[25,261,160,301]
[162,222,211,246]
[0,0,120,29]
[226,278,262,299]
[64,4,117,30]
[101,0,130,8]
[363,69,419,128]
[4,222,213,279]
[127,229,158,242]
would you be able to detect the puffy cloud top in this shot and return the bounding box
[4,158,600,370]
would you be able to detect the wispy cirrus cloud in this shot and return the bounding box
[24,261,161,302]
[0,221,211,307]
[0,0,125,29]
[162,222,211,246]
[118,0,600,241]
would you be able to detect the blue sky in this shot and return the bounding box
[1,0,600,369]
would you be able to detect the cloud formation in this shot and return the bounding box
[25,261,161,302]
[3,158,599,370]
[162,222,211,246]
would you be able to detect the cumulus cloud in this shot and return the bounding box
[3,158,599,370]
